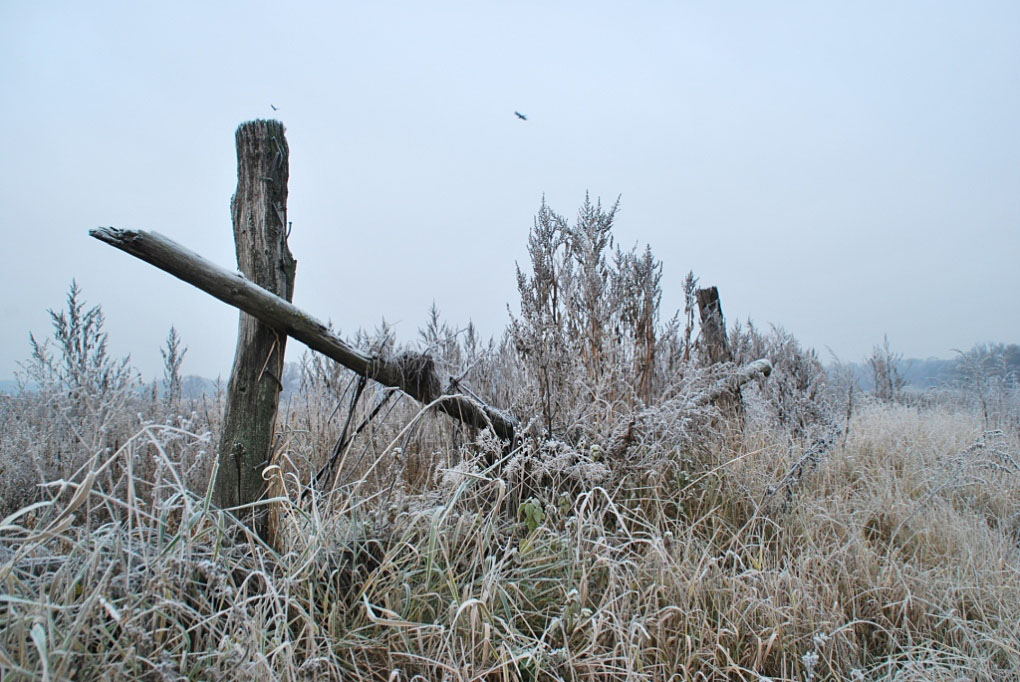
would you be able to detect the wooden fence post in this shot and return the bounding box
[696,286,733,366]
[215,120,296,540]
[696,285,745,416]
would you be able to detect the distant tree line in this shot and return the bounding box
[829,342,1020,392]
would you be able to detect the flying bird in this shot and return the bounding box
[270,104,278,111]
[514,111,527,121]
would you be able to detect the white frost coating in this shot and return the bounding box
[688,358,773,408]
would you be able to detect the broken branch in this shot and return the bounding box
[89,227,518,440]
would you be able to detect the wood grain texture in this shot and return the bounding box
[217,120,296,538]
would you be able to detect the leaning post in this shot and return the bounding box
[215,120,296,541]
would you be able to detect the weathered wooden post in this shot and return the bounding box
[215,120,296,540]
[696,286,733,366]
[696,285,745,417]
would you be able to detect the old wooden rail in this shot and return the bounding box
[89,227,519,441]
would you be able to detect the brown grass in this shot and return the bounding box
[2,394,1018,681]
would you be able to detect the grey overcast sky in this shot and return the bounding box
[1,1,1018,381]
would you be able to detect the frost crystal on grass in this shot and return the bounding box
[801,649,819,681]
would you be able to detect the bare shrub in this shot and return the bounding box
[160,325,186,413]
[731,320,832,435]
[868,334,907,403]
[953,343,1020,432]
[2,282,139,514]
[508,194,688,444]
[1,284,213,517]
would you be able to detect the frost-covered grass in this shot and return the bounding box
[3,208,1018,679]
[2,393,1018,681]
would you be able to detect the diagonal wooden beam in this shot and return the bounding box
[89,227,518,440]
